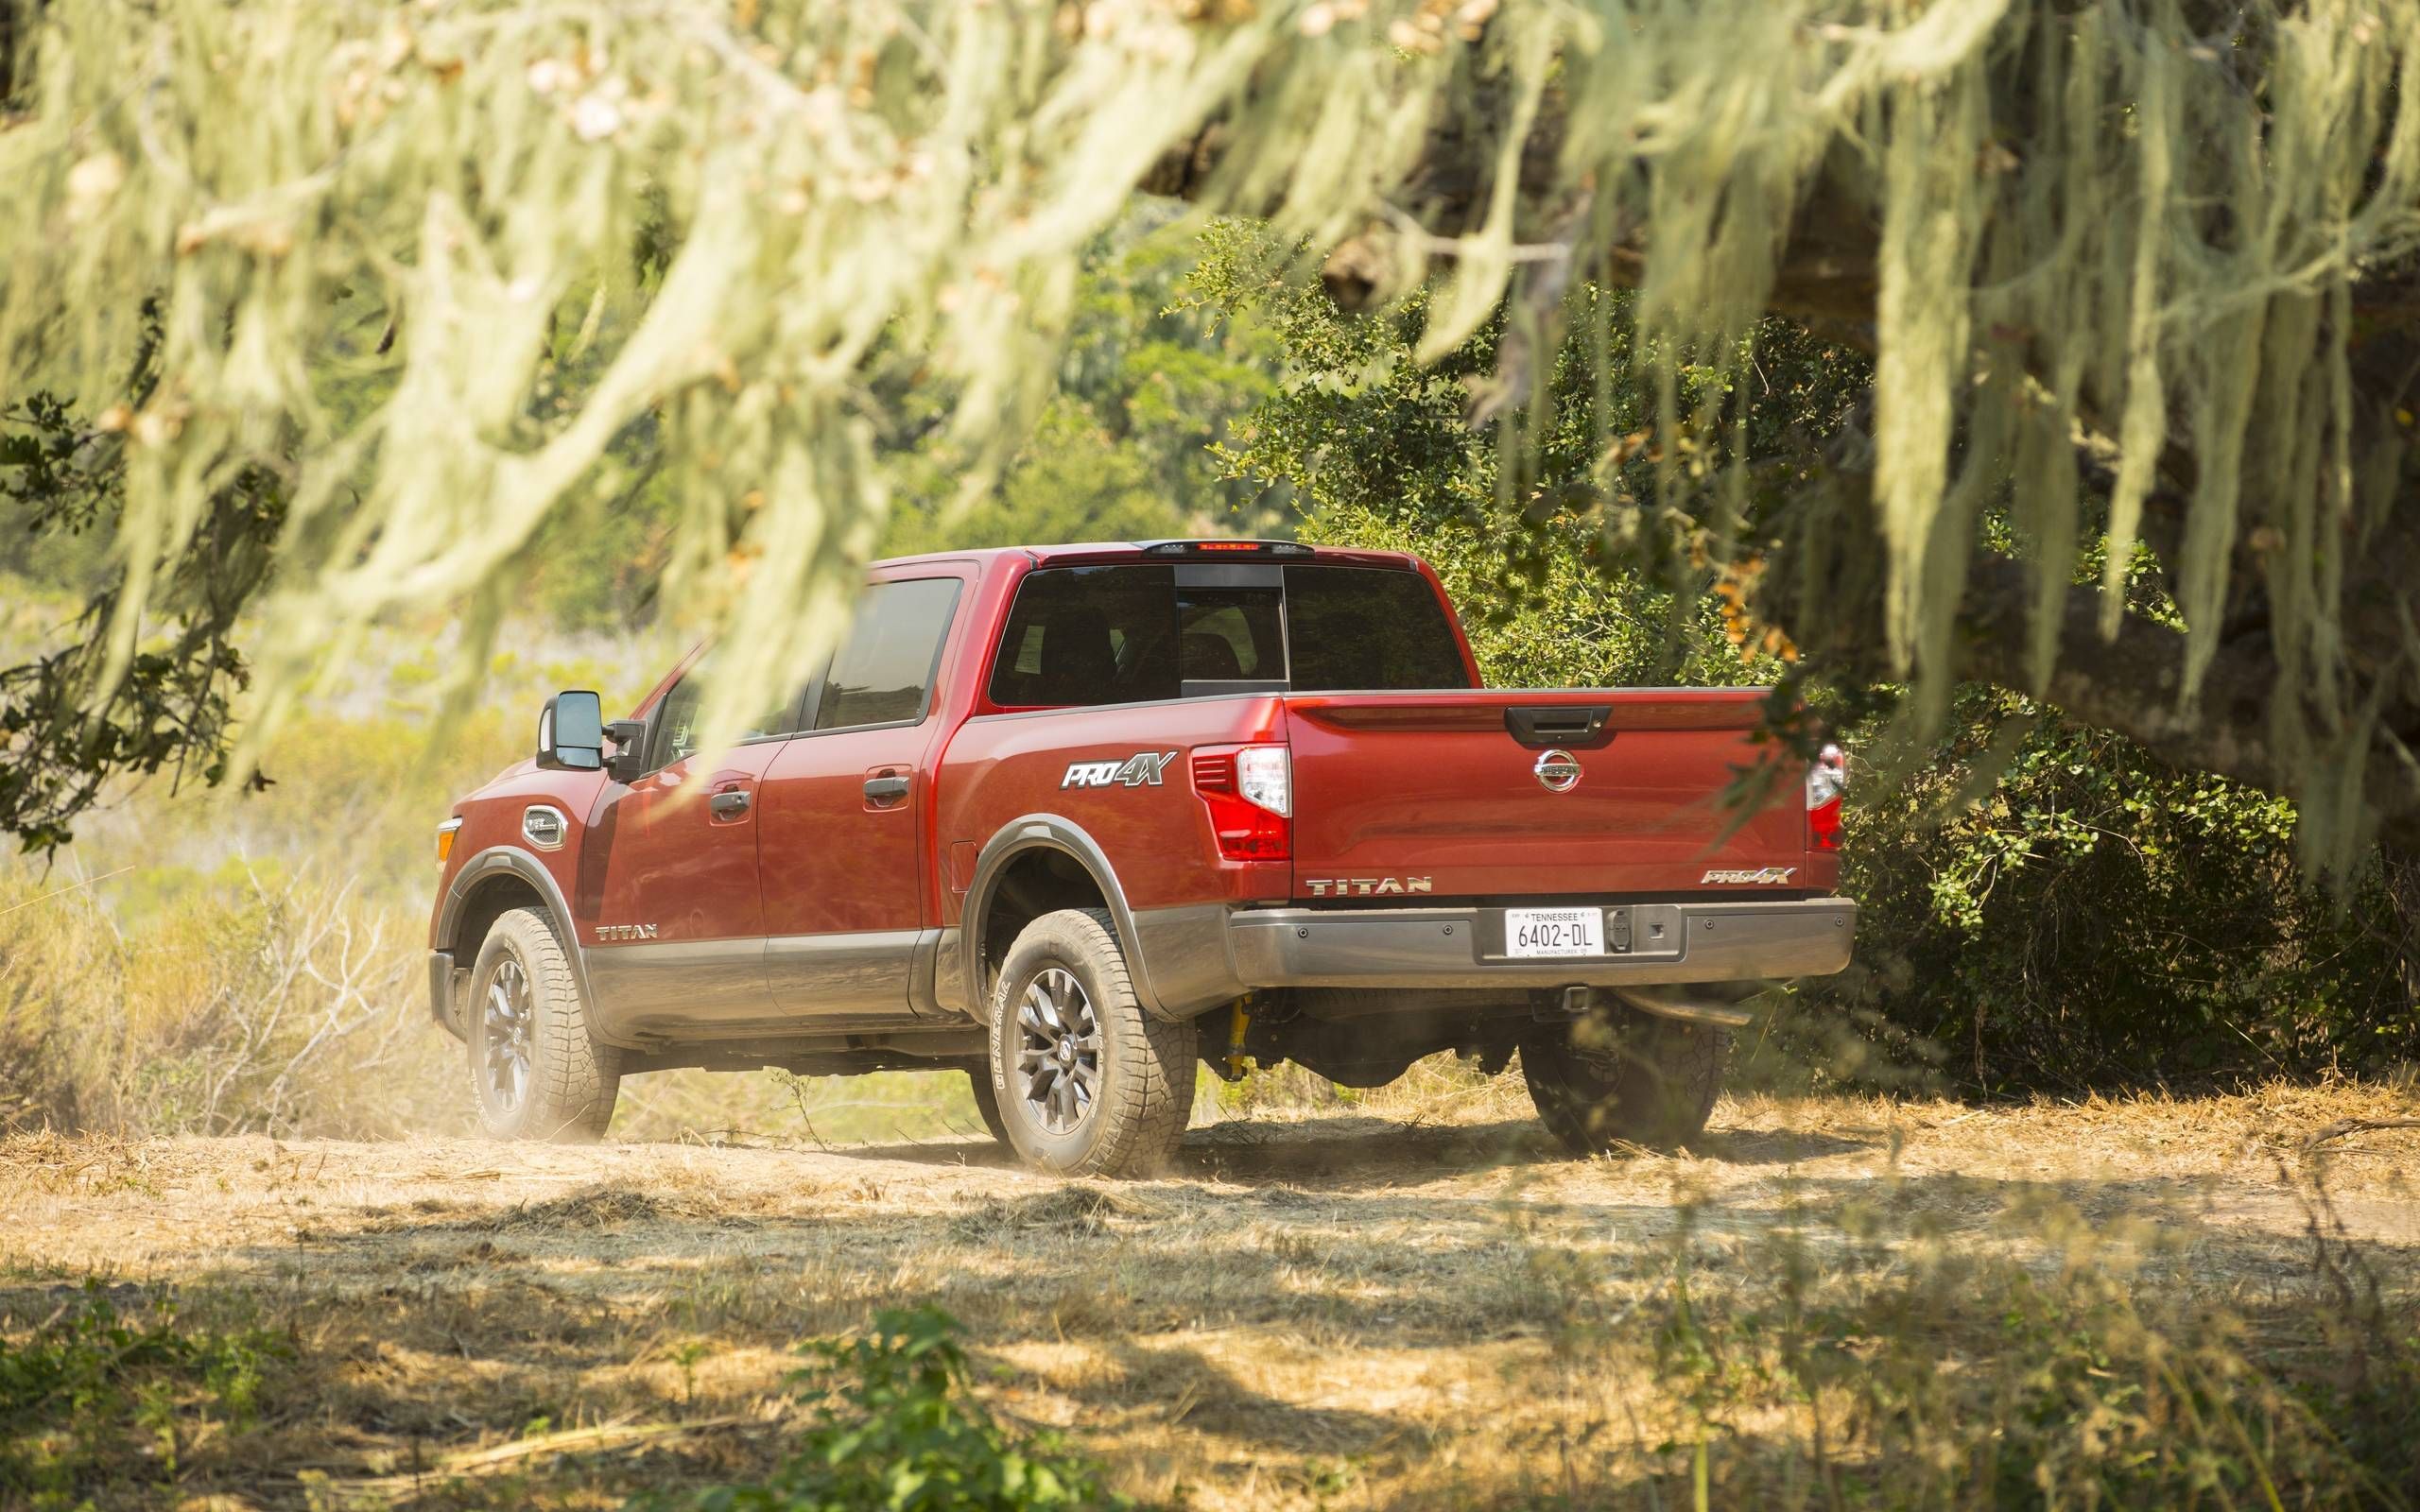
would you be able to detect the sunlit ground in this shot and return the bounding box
[4,1074,2414,1509]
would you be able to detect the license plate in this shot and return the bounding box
[1506,908,1604,958]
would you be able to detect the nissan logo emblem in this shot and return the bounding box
[1533,749,1582,792]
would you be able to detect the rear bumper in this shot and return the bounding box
[1221,898,1856,992]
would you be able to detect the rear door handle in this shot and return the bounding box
[863,774,910,804]
[709,789,752,818]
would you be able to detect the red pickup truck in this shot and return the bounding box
[428,541,1854,1176]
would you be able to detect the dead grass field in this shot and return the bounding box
[4,1075,2417,1510]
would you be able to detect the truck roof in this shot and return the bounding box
[870,539,1429,573]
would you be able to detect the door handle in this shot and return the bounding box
[709,789,752,818]
[863,774,910,804]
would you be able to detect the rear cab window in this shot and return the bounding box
[986,560,1471,710]
[1282,564,1473,693]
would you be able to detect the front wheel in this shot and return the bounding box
[1520,1007,1727,1155]
[467,906,620,1142]
[985,908,1195,1177]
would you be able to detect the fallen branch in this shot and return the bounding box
[2303,1117,2420,1151]
[324,1414,760,1502]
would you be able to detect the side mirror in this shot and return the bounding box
[537,690,605,771]
[605,718,649,783]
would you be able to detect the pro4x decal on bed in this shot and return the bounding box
[1061,751,1177,789]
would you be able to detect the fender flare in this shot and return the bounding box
[435,845,602,1018]
[958,815,1169,1020]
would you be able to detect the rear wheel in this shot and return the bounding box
[985,908,1195,1177]
[468,907,619,1142]
[1521,1006,1727,1155]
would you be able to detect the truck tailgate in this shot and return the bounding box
[1283,689,1804,899]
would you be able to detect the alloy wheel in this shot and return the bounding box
[1015,967,1101,1135]
[482,956,533,1115]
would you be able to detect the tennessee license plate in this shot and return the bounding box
[1506,908,1604,958]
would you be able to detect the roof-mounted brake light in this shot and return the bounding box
[1140,540,1314,557]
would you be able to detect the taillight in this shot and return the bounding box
[1192,745,1290,861]
[1806,743,1846,851]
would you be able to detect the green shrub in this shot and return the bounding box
[0,1280,286,1505]
[1824,688,2416,1091]
[643,1306,1124,1512]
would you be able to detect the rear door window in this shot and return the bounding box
[812,576,964,730]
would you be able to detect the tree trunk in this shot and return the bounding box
[0,0,44,108]
[2380,843,2420,1015]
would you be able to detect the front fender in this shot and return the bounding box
[433,845,602,1029]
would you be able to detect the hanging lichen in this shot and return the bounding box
[3,0,2416,868]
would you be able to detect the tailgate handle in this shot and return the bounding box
[1504,705,1616,749]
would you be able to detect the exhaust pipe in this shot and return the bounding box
[1609,985,1758,1029]
[1546,985,1763,1028]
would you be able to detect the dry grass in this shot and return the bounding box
[3,1074,2415,1510]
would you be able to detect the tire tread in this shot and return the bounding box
[988,907,1194,1177]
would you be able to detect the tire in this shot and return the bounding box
[985,908,1195,1177]
[467,906,620,1142]
[1520,1006,1727,1155]
[965,1065,1011,1147]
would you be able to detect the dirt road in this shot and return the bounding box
[4,1081,2416,1509]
